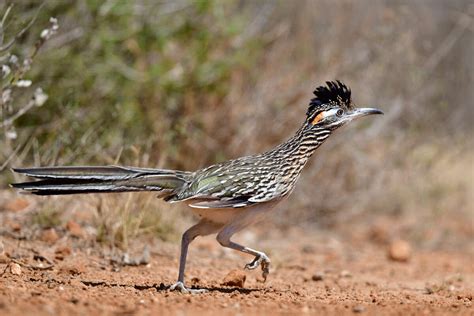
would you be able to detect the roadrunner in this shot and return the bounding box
[12,81,383,293]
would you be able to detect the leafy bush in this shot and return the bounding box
[1,1,260,176]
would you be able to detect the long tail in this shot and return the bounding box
[11,166,190,198]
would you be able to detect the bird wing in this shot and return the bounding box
[174,156,286,209]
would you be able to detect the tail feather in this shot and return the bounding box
[11,166,189,197]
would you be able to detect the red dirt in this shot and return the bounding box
[0,223,472,316]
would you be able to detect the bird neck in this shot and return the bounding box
[269,122,332,163]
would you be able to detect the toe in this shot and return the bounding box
[169,282,208,294]
[169,281,186,292]
[188,288,208,294]
[245,261,259,270]
[245,255,262,270]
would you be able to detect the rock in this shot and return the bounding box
[353,305,365,313]
[54,245,72,260]
[312,272,325,281]
[69,278,87,290]
[388,240,411,262]
[59,263,85,275]
[222,269,246,288]
[70,297,80,304]
[0,254,9,264]
[340,270,352,278]
[9,221,22,232]
[10,263,21,275]
[4,198,29,212]
[66,221,84,238]
[40,228,59,244]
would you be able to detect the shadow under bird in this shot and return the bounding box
[11,81,383,293]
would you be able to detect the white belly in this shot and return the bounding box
[187,198,283,226]
[191,207,242,224]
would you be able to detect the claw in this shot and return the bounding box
[244,253,271,282]
[169,281,208,294]
[261,260,270,282]
[244,256,260,270]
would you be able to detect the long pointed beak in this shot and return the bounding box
[347,107,384,120]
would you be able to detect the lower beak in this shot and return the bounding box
[347,107,384,120]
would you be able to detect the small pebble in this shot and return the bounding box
[40,228,59,244]
[66,220,84,238]
[10,263,21,275]
[388,240,412,262]
[222,269,246,288]
[353,305,365,313]
[70,279,87,290]
[312,272,325,281]
[0,254,9,264]
[55,245,72,260]
[340,270,352,278]
[60,263,85,275]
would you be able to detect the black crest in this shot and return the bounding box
[307,81,352,117]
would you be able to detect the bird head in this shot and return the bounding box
[306,81,383,130]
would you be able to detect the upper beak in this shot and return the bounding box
[346,107,384,120]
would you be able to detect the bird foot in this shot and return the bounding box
[169,281,208,294]
[244,253,271,281]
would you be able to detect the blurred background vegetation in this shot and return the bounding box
[1,0,472,249]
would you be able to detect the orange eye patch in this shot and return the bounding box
[311,112,324,125]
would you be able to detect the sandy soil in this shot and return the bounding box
[0,195,472,315]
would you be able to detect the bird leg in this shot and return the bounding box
[169,220,221,294]
[217,232,271,282]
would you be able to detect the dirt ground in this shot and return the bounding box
[0,196,472,315]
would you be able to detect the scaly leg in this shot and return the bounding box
[169,220,221,294]
[217,228,271,282]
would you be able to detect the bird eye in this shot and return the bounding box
[336,109,344,117]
